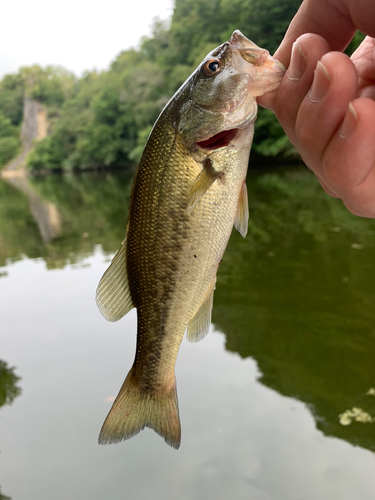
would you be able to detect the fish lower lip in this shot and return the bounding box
[196,129,239,150]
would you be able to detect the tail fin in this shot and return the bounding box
[98,369,181,449]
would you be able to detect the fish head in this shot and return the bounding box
[227,30,286,97]
[176,30,285,150]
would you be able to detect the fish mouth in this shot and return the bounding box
[196,128,239,150]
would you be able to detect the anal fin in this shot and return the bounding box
[234,181,249,238]
[96,236,134,322]
[187,158,223,211]
[186,278,216,343]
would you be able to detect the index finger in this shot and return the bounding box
[274,0,359,67]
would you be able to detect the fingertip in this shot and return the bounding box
[274,33,332,70]
[318,51,357,84]
[350,97,375,124]
[336,97,375,145]
[322,97,375,199]
[338,101,358,139]
[272,34,333,144]
[273,45,291,70]
[296,33,332,52]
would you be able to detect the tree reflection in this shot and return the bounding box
[3,175,61,244]
[0,171,132,269]
[1,166,375,453]
[0,489,11,500]
[213,167,375,452]
[0,360,21,500]
[0,360,21,406]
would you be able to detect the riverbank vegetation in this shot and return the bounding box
[0,0,364,172]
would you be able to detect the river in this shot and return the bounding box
[1,166,375,499]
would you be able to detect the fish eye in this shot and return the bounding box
[202,58,222,77]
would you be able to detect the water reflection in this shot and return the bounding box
[0,360,21,500]
[3,175,61,244]
[1,167,375,456]
[0,172,132,269]
[0,360,21,407]
[213,168,375,452]
[0,488,11,500]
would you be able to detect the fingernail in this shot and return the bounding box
[339,102,358,139]
[309,61,331,102]
[287,42,306,81]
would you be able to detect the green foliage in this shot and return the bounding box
[5,0,366,170]
[0,112,21,168]
[0,111,18,139]
[0,360,21,407]
[17,65,76,108]
[141,18,171,65]
[213,168,375,452]
[0,359,21,500]
[345,31,366,55]
[0,172,132,268]
[0,487,11,500]
[129,125,153,164]
[0,73,24,126]
[0,1,301,169]
[0,136,20,168]
[0,65,76,169]
[27,57,167,170]
[168,0,229,67]
[0,65,76,125]
[253,108,296,158]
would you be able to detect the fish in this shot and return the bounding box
[96,30,285,449]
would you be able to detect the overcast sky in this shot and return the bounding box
[0,0,173,80]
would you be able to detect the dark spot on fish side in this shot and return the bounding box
[194,255,197,258]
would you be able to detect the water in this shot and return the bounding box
[1,167,375,499]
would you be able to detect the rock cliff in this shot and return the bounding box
[1,98,61,243]
[1,96,48,177]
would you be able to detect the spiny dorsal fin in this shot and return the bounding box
[234,181,249,238]
[186,278,216,343]
[187,158,223,211]
[96,236,134,322]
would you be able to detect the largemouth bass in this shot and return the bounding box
[96,30,285,449]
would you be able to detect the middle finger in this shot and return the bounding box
[273,33,332,146]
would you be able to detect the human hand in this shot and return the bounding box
[258,0,375,217]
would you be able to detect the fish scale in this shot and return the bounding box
[96,30,285,448]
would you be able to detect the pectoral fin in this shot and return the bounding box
[96,236,134,322]
[187,158,223,211]
[186,278,216,343]
[234,181,249,238]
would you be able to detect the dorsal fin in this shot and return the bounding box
[96,236,134,322]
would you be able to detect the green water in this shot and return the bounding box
[1,167,375,499]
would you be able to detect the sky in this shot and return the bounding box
[0,0,173,80]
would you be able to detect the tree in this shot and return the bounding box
[2,0,368,171]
